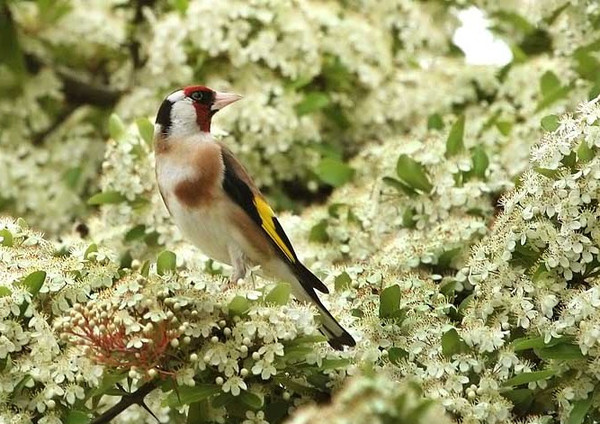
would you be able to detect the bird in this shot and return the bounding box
[153,85,355,349]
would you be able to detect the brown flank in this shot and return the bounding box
[229,203,274,262]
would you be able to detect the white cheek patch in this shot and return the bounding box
[167,90,185,103]
[169,99,199,138]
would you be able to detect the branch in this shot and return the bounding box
[90,381,158,424]
[57,66,124,107]
[128,0,157,69]
[25,54,123,108]
[24,55,124,145]
[31,103,77,145]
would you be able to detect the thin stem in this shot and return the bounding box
[90,381,158,424]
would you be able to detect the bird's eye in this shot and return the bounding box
[190,91,204,101]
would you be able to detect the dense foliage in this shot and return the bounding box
[1,0,600,423]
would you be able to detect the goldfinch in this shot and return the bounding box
[153,85,355,349]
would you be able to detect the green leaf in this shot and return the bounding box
[502,389,533,412]
[84,243,98,259]
[157,250,177,275]
[12,374,31,395]
[496,121,512,136]
[21,271,46,297]
[108,114,126,141]
[322,358,351,369]
[402,208,415,228]
[471,147,489,179]
[172,0,189,15]
[396,155,433,193]
[212,393,234,408]
[427,113,444,130]
[309,220,329,243]
[87,191,127,206]
[445,115,465,158]
[334,272,352,291]
[0,287,11,297]
[164,384,221,407]
[282,345,314,362]
[441,328,468,357]
[295,92,330,116]
[457,294,473,315]
[36,0,72,23]
[439,280,457,297]
[140,260,150,277]
[493,11,535,34]
[125,225,147,242]
[382,176,416,196]
[540,71,561,97]
[537,85,571,111]
[534,343,584,360]
[265,400,291,424]
[65,410,91,424]
[265,283,291,306]
[561,151,577,169]
[573,51,600,82]
[287,75,313,90]
[239,391,263,409]
[136,118,155,146]
[535,167,560,179]
[537,72,571,111]
[541,114,559,132]
[0,229,13,247]
[88,371,128,403]
[63,167,82,189]
[567,394,593,424]
[388,347,408,364]
[577,141,594,163]
[589,82,600,100]
[502,369,556,387]
[0,6,26,81]
[512,336,546,351]
[316,158,354,187]
[287,335,328,346]
[379,284,401,319]
[187,400,210,423]
[228,296,250,317]
[437,247,462,269]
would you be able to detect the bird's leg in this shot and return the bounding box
[227,245,248,286]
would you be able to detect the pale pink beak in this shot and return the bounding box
[211,91,243,111]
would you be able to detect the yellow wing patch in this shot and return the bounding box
[253,196,295,263]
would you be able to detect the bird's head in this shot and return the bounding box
[155,85,242,138]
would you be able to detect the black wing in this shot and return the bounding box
[220,149,329,294]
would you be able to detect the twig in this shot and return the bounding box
[128,0,157,69]
[32,103,77,145]
[25,54,123,108]
[90,381,158,424]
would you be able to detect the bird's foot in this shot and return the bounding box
[224,268,247,290]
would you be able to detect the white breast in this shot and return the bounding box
[156,143,232,265]
[167,197,233,265]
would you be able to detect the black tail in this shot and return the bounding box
[294,262,329,294]
[293,264,355,350]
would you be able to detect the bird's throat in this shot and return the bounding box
[192,103,212,132]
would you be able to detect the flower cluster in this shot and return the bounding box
[0,70,104,234]
[3,1,600,423]
[2,0,473,235]
[0,217,360,423]
[0,218,115,424]
[288,373,453,424]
